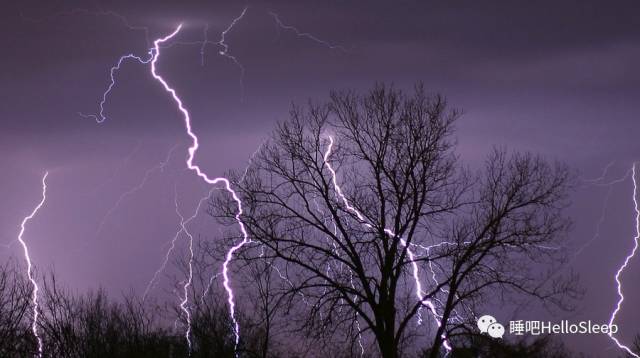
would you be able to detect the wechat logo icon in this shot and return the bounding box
[477,314,504,339]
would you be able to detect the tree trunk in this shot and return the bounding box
[377,331,398,358]
[428,304,452,358]
[428,332,443,358]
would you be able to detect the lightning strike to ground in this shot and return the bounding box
[16,172,49,358]
[143,186,216,300]
[321,135,452,352]
[87,23,251,354]
[313,196,365,355]
[174,189,195,353]
[149,25,250,353]
[18,6,640,358]
[608,163,640,358]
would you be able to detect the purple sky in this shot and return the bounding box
[2,0,640,355]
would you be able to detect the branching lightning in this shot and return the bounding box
[313,196,365,355]
[174,188,195,353]
[95,144,179,238]
[322,136,452,352]
[149,26,250,353]
[143,187,216,301]
[50,8,637,357]
[23,6,640,358]
[16,172,49,358]
[163,7,248,95]
[216,6,248,89]
[200,24,210,66]
[269,11,348,52]
[79,53,153,123]
[87,23,250,354]
[573,168,632,259]
[607,163,640,358]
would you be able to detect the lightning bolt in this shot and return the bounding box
[163,7,248,95]
[95,143,179,238]
[200,24,209,66]
[200,141,264,304]
[174,188,195,353]
[149,25,250,353]
[16,172,48,358]
[322,136,452,352]
[349,270,366,357]
[86,23,250,354]
[93,140,143,193]
[201,271,223,303]
[143,186,215,300]
[269,11,348,52]
[412,241,470,324]
[79,52,153,123]
[573,168,631,259]
[581,161,616,186]
[608,163,640,358]
[313,196,365,354]
[28,9,640,357]
[216,6,248,86]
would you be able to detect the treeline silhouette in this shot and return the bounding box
[1,250,636,356]
[0,259,265,358]
[0,252,597,358]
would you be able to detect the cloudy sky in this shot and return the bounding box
[2,0,640,355]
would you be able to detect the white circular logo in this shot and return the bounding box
[477,315,497,333]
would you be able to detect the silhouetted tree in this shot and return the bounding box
[212,83,580,357]
[38,276,180,358]
[0,260,34,357]
[0,264,264,358]
[620,334,640,357]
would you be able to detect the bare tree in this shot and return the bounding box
[0,259,34,357]
[620,334,640,358]
[212,83,579,357]
[38,273,180,358]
